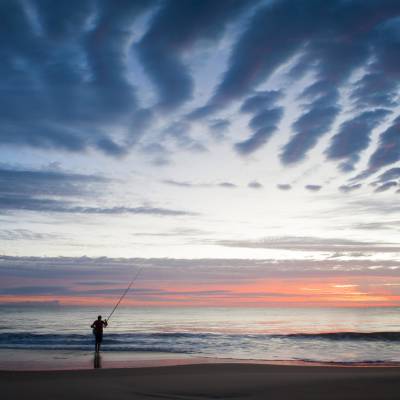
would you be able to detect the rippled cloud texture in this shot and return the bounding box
[1,0,398,169]
[0,1,399,306]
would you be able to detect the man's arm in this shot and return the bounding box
[103,320,108,327]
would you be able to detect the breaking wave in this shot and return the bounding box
[1,331,399,352]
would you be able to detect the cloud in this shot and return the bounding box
[248,181,263,189]
[218,182,237,188]
[236,91,283,157]
[131,227,210,237]
[351,73,398,108]
[2,256,400,298]
[0,167,108,198]
[277,184,292,191]
[208,119,230,139]
[248,107,284,131]
[2,282,378,300]
[235,106,284,155]
[240,90,282,113]
[0,0,154,155]
[353,221,400,231]
[69,206,196,216]
[305,184,322,192]
[340,198,400,215]
[2,0,399,171]
[0,197,196,216]
[136,0,252,111]
[192,1,316,115]
[0,166,195,216]
[162,179,203,188]
[281,89,340,165]
[141,142,172,165]
[350,18,400,108]
[353,116,400,180]
[338,184,362,193]
[326,109,391,172]
[0,229,57,241]
[284,6,400,170]
[376,167,400,184]
[215,236,400,253]
[367,116,400,170]
[162,179,237,189]
[0,286,72,296]
[0,301,60,307]
[189,0,399,167]
[162,120,208,153]
[196,0,377,115]
[374,181,398,193]
[0,166,104,214]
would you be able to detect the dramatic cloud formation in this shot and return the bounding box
[1,0,398,171]
[0,0,399,274]
[195,0,399,170]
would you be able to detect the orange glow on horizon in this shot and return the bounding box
[2,273,400,307]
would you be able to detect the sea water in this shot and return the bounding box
[1,306,400,364]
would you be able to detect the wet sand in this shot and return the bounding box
[2,363,400,400]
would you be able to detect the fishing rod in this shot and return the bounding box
[106,266,143,322]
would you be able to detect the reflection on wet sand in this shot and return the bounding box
[94,353,102,369]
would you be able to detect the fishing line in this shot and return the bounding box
[106,266,143,322]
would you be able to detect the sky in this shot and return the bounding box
[0,0,399,307]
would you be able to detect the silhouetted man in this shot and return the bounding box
[91,315,108,353]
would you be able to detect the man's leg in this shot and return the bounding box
[95,334,102,352]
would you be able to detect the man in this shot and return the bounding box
[91,315,108,353]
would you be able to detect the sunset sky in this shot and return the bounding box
[0,0,399,307]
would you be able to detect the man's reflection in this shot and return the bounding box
[94,352,102,369]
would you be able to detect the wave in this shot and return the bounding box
[284,332,400,341]
[1,331,400,364]
[1,331,400,351]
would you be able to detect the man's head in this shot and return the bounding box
[98,315,102,320]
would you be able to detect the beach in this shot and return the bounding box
[2,363,400,400]
[2,306,400,399]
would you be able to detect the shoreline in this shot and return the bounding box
[2,363,400,400]
[1,349,400,371]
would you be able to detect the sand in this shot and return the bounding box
[2,363,400,400]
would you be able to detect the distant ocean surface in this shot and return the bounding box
[1,306,400,364]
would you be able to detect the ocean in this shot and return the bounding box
[1,306,400,365]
